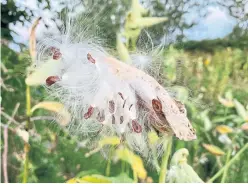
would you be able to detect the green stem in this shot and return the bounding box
[159,136,172,183]
[208,143,248,183]
[133,170,138,183]
[105,157,111,177]
[221,148,232,183]
[106,147,114,176]
[22,85,31,183]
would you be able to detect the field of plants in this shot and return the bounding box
[1,0,248,183]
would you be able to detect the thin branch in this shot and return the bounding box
[20,116,55,124]
[0,110,21,126]
[0,63,8,73]
[7,103,20,125]
[0,78,14,92]
[2,125,9,183]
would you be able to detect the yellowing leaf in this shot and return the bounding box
[67,175,112,183]
[215,125,233,134]
[99,136,120,147]
[218,96,234,107]
[67,178,80,183]
[116,148,147,179]
[203,144,225,156]
[31,101,71,126]
[25,59,62,86]
[85,136,120,157]
[148,131,159,145]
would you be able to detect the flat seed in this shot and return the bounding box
[132,120,142,133]
[84,106,94,119]
[87,53,96,64]
[120,116,124,124]
[112,115,115,124]
[46,76,60,86]
[97,110,105,122]
[152,99,162,112]
[109,100,115,113]
[51,47,61,60]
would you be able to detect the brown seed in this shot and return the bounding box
[129,104,133,111]
[109,100,115,113]
[152,99,162,112]
[120,116,124,124]
[51,47,62,60]
[87,53,96,64]
[112,115,115,124]
[96,110,105,122]
[118,92,124,100]
[84,106,94,119]
[132,120,142,133]
[46,76,60,86]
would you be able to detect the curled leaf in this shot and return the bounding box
[203,144,225,156]
[116,148,147,180]
[215,125,233,134]
[85,136,120,157]
[31,101,71,126]
[29,17,41,61]
[218,96,234,107]
[234,99,248,121]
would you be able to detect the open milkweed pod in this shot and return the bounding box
[35,14,196,159]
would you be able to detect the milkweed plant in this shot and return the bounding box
[25,1,207,183]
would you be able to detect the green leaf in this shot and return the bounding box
[234,99,248,122]
[109,173,133,183]
[200,110,212,131]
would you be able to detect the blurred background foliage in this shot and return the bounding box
[1,0,248,183]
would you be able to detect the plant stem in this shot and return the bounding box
[159,136,172,183]
[221,148,231,183]
[22,85,31,183]
[208,143,248,183]
[106,147,114,176]
[133,170,138,183]
[2,125,9,183]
